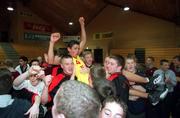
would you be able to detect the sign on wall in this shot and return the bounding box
[24,32,50,41]
[24,22,52,33]
[62,36,80,43]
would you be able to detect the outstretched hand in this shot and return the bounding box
[25,103,39,118]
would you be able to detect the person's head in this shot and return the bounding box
[125,54,137,73]
[90,64,116,102]
[106,55,125,74]
[93,78,116,102]
[60,55,74,75]
[99,96,127,118]
[0,67,13,95]
[67,40,80,57]
[146,56,155,67]
[4,59,14,68]
[52,80,100,118]
[90,64,106,80]
[172,55,180,67]
[19,56,28,66]
[82,51,94,67]
[160,59,169,71]
[29,59,40,67]
[29,74,39,86]
[37,56,43,63]
[29,65,43,86]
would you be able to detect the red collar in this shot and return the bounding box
[108,72,122,81]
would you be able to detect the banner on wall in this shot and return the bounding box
[24,22,52,32]
[62,36,80,43]
[24,32,50,41]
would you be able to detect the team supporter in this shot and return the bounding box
[13,64,48,117]
[52,80,100,118]
[154,59,177,118]
[15,56,30,74]
[82,50,95,68]
[145,56,158,78]
[48,17,90,86]
[41,55,74,118]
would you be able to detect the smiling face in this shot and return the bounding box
[68,44,80,57]
[106,58,121,74]
[61,57,74,75]
[84,53,93,66]
[29,75,39,86]
[99,102,124,118]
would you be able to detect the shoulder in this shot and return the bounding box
[6,99,31,113]
[168,70,176,75]
[15,65,20,69]
[154,69,162,73]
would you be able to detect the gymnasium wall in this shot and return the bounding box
[1,4,180,64]
[10,2,64,47]
[85,5,180,62]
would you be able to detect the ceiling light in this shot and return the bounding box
[123,7,130,11]
[68,22,74,26]
[7,6,14,11]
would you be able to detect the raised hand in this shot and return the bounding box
[28,65,41,76]
[50,32,60,43]
[36,70,45,79]
[79,17,85,26]
[43,75,52,87]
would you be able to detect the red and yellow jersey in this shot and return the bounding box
[73,56,89,85]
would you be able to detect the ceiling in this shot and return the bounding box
[1,0,180,34]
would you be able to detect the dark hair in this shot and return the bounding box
[54,80,100,118]
[173,55,180,61]
[109,55,125,69]
[147,56,155,62]
[90,64,106,80]
[0,67,13,95]
[90,64,116,102]
[67,40,80,48]
[93,79,116,102]
[19,56,28,62]
[29,59,39,67]
[101,96,127,118]
[160,59,169,65]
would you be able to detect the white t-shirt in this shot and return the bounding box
[13,80,45,96]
